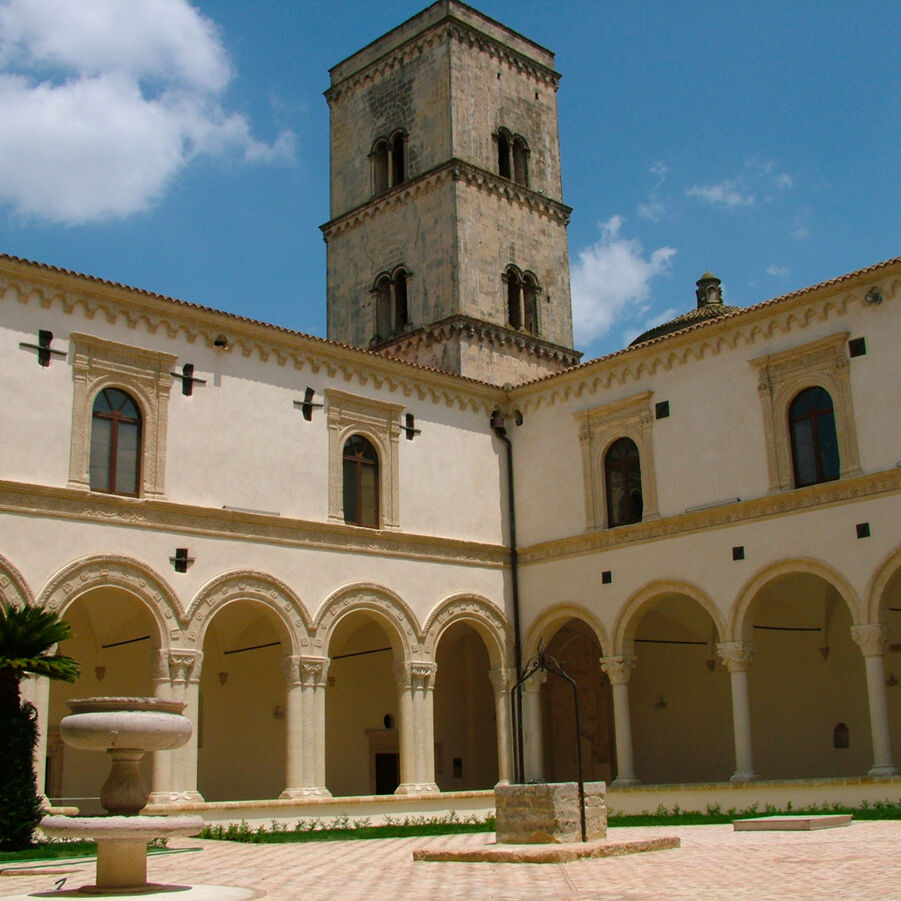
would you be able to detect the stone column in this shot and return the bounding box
[521,670,546,782]
[150,649,204,802]
[302,656,331,795]
[717,641,758,782]
[23,674,51,800]
[489,667,516,784]
[394,661,439,794]
[280,655,332,798]
[279,655,304,798]
[600,656,640,787]
[851,624,897,776]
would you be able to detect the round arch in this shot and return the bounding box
[421,594,511,670]
[37,555,181,646]
[0,552,34,609]
[867,546,901,623]
[523,603,611,659]
[314,583,420,660]
[186,571,310,654]
[615,580,726,656]
[730,558,862,640]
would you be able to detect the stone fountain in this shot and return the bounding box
[39,697,205,894]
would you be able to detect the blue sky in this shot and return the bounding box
[0,0,897,361]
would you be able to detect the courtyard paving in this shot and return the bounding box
[1,820,898,900]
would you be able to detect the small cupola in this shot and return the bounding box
[629,270,740,347]
[695,272,723,308]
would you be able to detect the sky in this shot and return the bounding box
[0,0,897,361]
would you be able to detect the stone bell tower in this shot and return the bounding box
[322,0,580,385]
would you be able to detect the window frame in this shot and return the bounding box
[751,332,861,493]
[788,386,840,488]
[604,436,643,527]
[327,389,403,529]
[577,391,660,530]
[90,387,143,496]
[342,434,380,527]
[68,333,176,498]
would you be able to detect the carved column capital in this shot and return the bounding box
[299,655,331,688]
[488,667,517,694]
[281,654,301,687]
[599,656,637,684]
[717,641,755,672]
[156,649,202,685]
[409,661,437,692]
[851,623,891,657]
[521,668,548,693]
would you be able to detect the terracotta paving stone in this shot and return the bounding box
[1,821,899,900]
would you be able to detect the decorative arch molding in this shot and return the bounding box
[730,558,863,641]
[313,582,420,659]
[614,580,726,656]
[37,555,182,644]
[0,553,35,609]
[523,603,611,659]
[185,571,310,653]
[421,594,511,669]
[867,546,901,623]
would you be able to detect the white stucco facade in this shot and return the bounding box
[2,0,899,818]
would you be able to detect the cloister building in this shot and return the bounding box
[2,1,899,818]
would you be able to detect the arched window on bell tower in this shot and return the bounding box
[504,265,540,335]
[370,131,408,196]
[371,267,412,344]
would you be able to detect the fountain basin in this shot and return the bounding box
[61,697,192,752]
[41,815,204,892]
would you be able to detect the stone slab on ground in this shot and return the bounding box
[0,884,258,900]
[412,835,679,863]
[733,814,853,831]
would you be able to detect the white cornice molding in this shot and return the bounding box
[512,264,901,413]
[0,260,504,414]
[0,479,508,569]
[518,467,901,565]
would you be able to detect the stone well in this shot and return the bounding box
[495,781,607,844]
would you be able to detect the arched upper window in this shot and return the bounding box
[90,387,141,496]
[371,131,407,195]
[512,136,529,186]
[496,129,529,186]
[789,386,840,487]
[605,437,642,527]
[371,267,411,343]
[497,130,512,179]
[343,434,379,528]
[504,266,540,335]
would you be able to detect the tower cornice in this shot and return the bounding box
[320,159,571,243]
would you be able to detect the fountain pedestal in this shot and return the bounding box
[39,697,204,894]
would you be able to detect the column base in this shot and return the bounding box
[867,763,898,777]
[730,771,758,783]
[279,787,333,799]
[395,782,439,795]
[610,777,641,788]
[147,790,205,804]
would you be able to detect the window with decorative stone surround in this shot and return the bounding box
[68,333,177,498]
[750,332,861,493]
[327,389,403,529]
[576,391,659,530]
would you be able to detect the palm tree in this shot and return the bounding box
[0,604,79,850]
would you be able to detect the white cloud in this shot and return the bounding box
[767,264,790,277]
[571,216,676,345]
[637,198,666,222]
[0,0,294,224]
[686,180,754,209]
[621,306,678,347]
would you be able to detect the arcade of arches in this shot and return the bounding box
[12,554,901,806]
